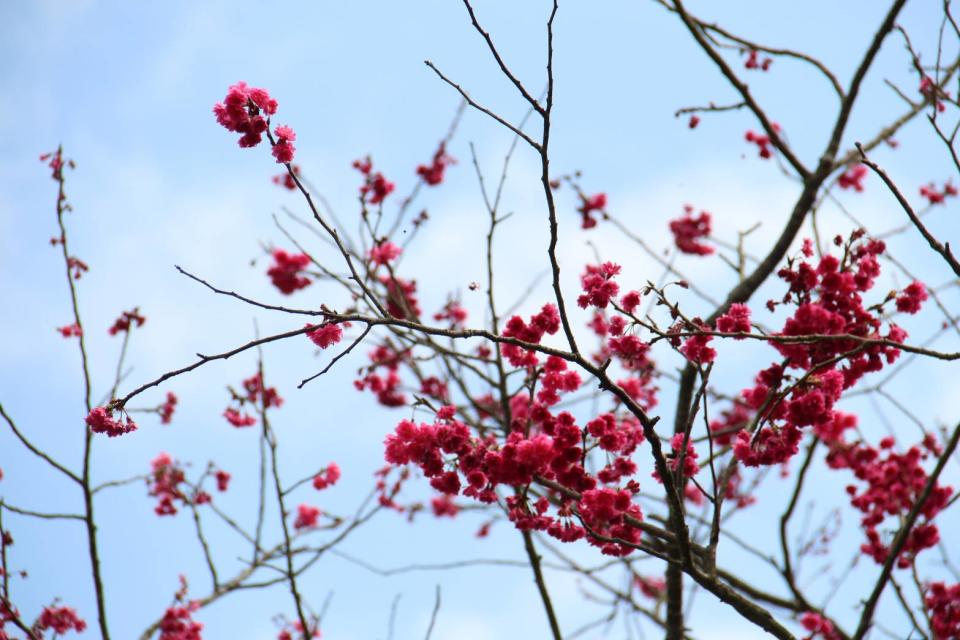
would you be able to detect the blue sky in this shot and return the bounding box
[2,1,959,639]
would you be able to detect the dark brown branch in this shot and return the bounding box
[0,501,85,521]
[674,101,748,118]
[268,134,390,320]
[461,0,545,115]
[424,60,541,151]
[521,530,564,639]
[298,325,372,389]
[655,1,845,99]
[260,360,312,639]
[834,56,960,168]
[539,0,580,357]
[671,0,811,179]
[0,404,81,484]
[822,0,909,163]
[716,569,801,613]
[51,147,112,640]
[857,143,960,277]
[573,524,799,640]
[115,325,318,408]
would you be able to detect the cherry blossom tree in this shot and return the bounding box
[3,1,960,639]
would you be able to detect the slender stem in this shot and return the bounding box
[539,0,579,356]
[189,503,219,591]
[858,144,960,277]
[0,502,85,521]
[260,358,312,638]
[52,146,112,640]
[423,585,442,640]
[671,0,810,178]
[0,404,81,484]
[521,529,563,640]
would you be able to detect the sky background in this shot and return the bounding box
[2,1,959,639]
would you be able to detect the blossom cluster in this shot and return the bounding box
[244,372,283,408]
[577,192,607,229]
[158,602,203,640]
[919,180,958,205]
[35,605,87,635]
[919,75,950,113]
[669,206,713,255]
[582,282,659,411]
[223,407,256,428]
[223,372,283,427]
[719,232,922,469]
[312,462,341,490]
[66,256,89,280]
[925,581,960,639]
[799,612,841,640]
[147,452,188,516]
[380,274,421,319]
[213,82,297,163]
[577,262,621,309]
[108,307,146,335]
[634,575,666,600]
[416,142,456,186]
[294,504,322,530]
[273,165,301,190]
[672,303,752,367]
[353,157,395,204]
[382,359,653,557]
[0,601,14,639]
[85,406,138,437]
[355,343,408,407]
[826,435,952,568]
[433,299,468,328]
[267,249,312,295]
[40,149,72,180]
[216,469,231,492]
[306,323,343,349]
[744,124,780,159]
[57,323,83,338]
[837,164,867,192]
[501,304,561,368]
[213,82,277,147]
[271,125,296,164]
[159,391,178,425]
[369,241,402,266]
[743,49,772,71]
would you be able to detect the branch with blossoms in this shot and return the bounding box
[0,146,387,640]
[9,2,960,640]
[98,3,960,638]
